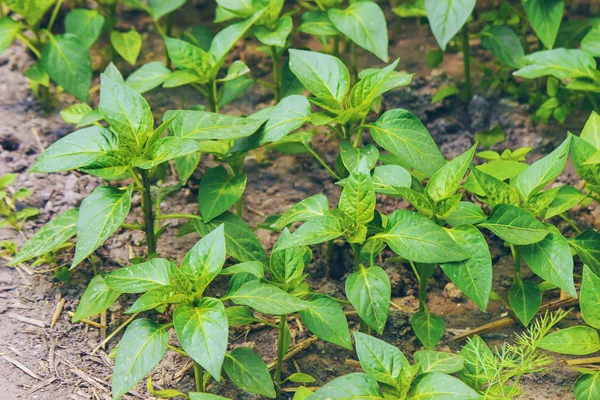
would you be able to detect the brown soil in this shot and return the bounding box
[0,3,597,400]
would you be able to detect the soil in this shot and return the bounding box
[0,2,597,400]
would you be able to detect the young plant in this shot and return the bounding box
[306,332,478,399]
[0,173,39,232]
[573,111,600,197]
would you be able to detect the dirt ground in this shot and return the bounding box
[0,3,597,400]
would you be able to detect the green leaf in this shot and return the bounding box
[65,9,105,49]
[354,332,409,386]
[574,372,600,400]
[474,124,506,148]
[166,109,262,140]
[105,258,174,293]
[276,215,345,250]
[374,210,468,263]
[446,202,486,226]
[72,186,132,268]
[72,275,120,322]
[511,137,571,200]
[339,141,379,172]
[539,326,600,355]
[181,224,226,293]
[545,185,585,218]
[441,225,492,311]
[298,10,340,36]
[411,311,445,350]
[127,286,186,314]
[431,85,460,104]
[220,261,264,278]
[426,145,476,203]
[3,0,55,26]
[126,62,171,93]
[41,34,92,102]
[61,103,93,125]
[99,74,154,153]
[270,194,328,230]
[209,10,264,65]
[346,265,391,334]
[308,373,383,399]
[254,15,293,47]
[570,230,600,276]
[523,0,564,49]
[112,319,168,399]
[148,0,186,20]
[194,211,268,266]
[425,0,476,50]
[224,348,276,398]
[414,350,464,374]
[409,371,479,399]
[581,266,600,330]
[581,111,600,149]
[225,306,260,326]
[270,229,306,287]
[11,208,78,265]
[288,373,316,383]
[582,25,600,57]
[227,280,308,315]
[508,278,541,326]
[367,109,445,177]
[198,166,247,223]
[519,226,576,298]
[372,165,412,194]
[570,135,600,187]
[349,59,400,114]
[174,299,228,379]
[459,335,495,390]
[477,204,548,245]
[328,1,388,62]
[514,49,596,80]
[0,17,22,55]
[481,25,524,68]
[189,393,230,400]
[339,157,376,227]
[299,295,352,350]
[469,165,520,206]
[164,36,211,80]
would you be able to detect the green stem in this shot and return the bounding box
[155,213,200,220]
[16,33,41,59]
[270,46,282,103]
[332,35,340,57]
[409,261,427,312]
[461,25,472,103]
[140,169,157,255]
[558,213,582,234]
[305,146,341,180]
[167,345,188,357]
[210,79,220,113]
[274,314,288,399]
[47,0,64,33]
[121,223,143,230]
[587,93,600,114]
[510,244,521,283]
[193,362,205,392]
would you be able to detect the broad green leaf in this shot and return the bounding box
[581,111,600,149]
[3,0,55,26]
[148,0,186,20]
[354,332,409,386]
[308,373,383,400]
[175,152,200,184]
[126,62,171,93]
[65,9,105,49]
[371,165,412,194]
[367,109,445,177]
[216,0,256,18]
[298,10,340,36]
[72,186,132,268]
[446,202,486,226]
[218,73,253,107]
[545,185,585,218]
[481,25,524,68]
[470,165,520,206]
[126,286,187,313]
[11,208,79,264]
[328,1,388,62]
[431,85,460,104]
[425,0,476,50]
[194,212,268,266]
[409,371,479,399]
[511,137,571,200]
[426,145,475,203]
[112,319,168,399]
[163,69,203,87]
[414,350,464,374]
[105,258,174,293]
[374,210,468,263]
[220,261,264,278]
[164,36,211,80]
[349,60,400,114]
[539,326,600,355]
[217,60,249,82]
[72,275,120,322]
[210,10,264,65]
[519,226,576,298]
[99,74,154,153]
[514,49,596,80]
[357,67,413,98]
[166,109,262,140]
[574,372,600,400]
[339,142,379,172]
[570,230,600,276]
[441,225,492,311]
[224,348,275,398]
[477,204,548,245]
[570,135,600,186]
[508,278,541,326]
[523,0,564,49]
[0,18,22,55]
[180,224,225,292]
[225,306,260,326]
[346,265,391,334]
[41,34,92,102]
[339,158,376,227]
[226,280,308,315]
[254,15,293,47]
[270,194,328,230]
[61,103,93,125]
[392,187,434,218]
[276,215,345,250]
[104,62,124,82]
[198,166,247,223]
[411,311,445,350]
[77,109,103,127]
[134,137,200,169]
[299,295,352,350]
[174,299,228,379]
[582,25,600,57]
[31,127,122,173]
[270,229,306,287]
[581,266,600,330]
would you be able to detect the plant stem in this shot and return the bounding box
[409,261,427,312]
[140,169,157,255]
[209,79,220,113]
[274,314,288,399]
[47,0,64,33]
[510,244,521,283]
[155,213,200,220]
[461,25,472,103]
[16,33,41,59]
[305,146,341,180]
[558,213,582,234]
[193,362,205,392]
[332,35,340,57]
[270,46,282,103]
